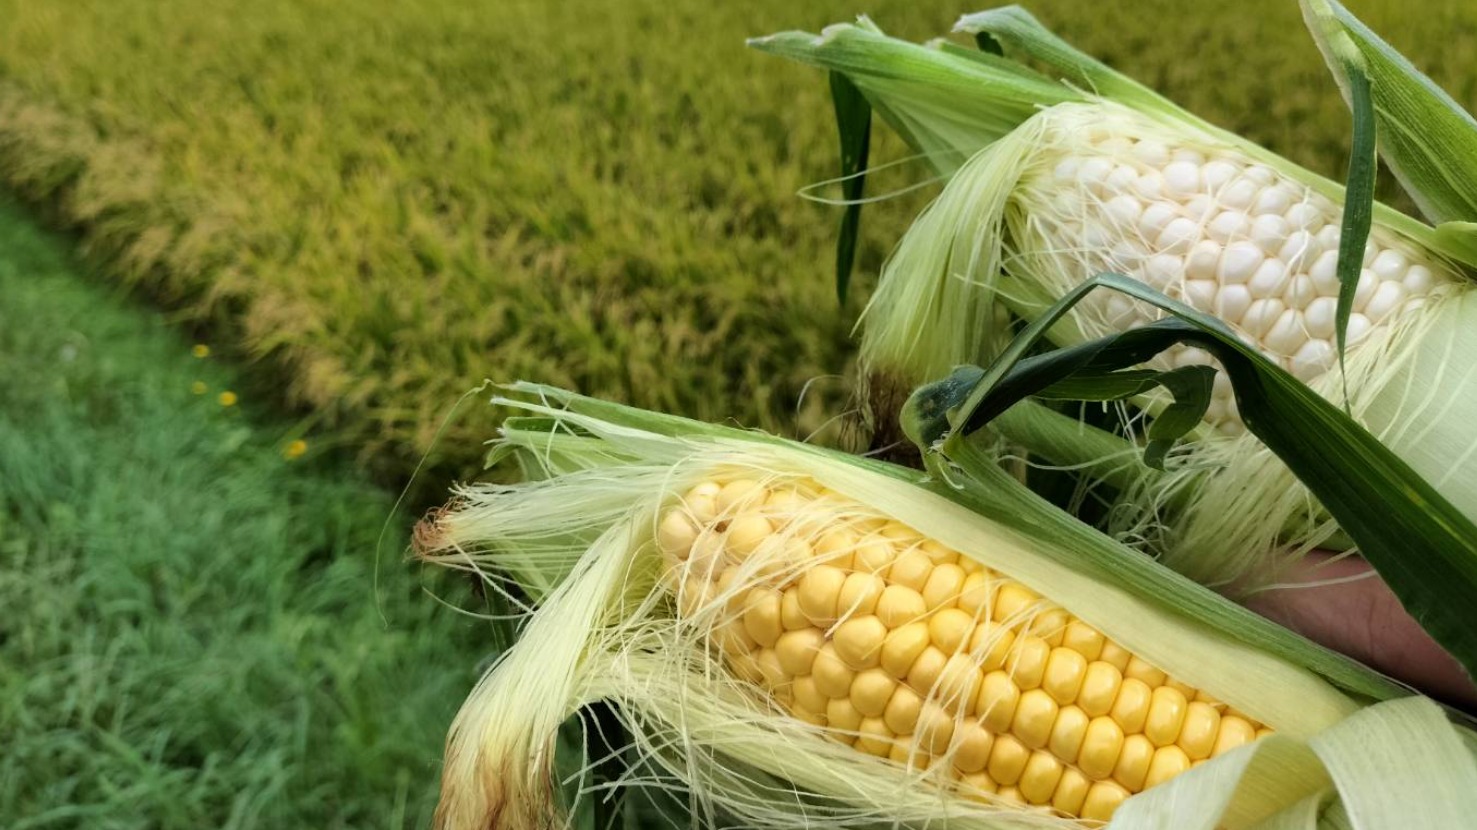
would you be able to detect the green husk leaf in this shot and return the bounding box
[747,21,1080,174]
[908,274,1477,682]
[1250,793,1328,830]
[1307,696,1477,830]
[953,6,1181,118]
[1325,21,1377,398]
[828,70,871,305]
[1302,0,1477,225]
[1110,734,1329,830]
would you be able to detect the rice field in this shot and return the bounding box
[1,0,1473,484]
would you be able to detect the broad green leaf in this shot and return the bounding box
[1302,0,1477,225]
[909,273,1477,681]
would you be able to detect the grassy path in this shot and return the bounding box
[0,198,489,828]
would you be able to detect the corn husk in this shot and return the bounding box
[414,384,1474,829]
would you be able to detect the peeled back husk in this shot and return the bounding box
[413,384,1475,829]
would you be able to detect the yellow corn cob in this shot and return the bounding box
[656,473,1267,823]
[416,388,1463,830]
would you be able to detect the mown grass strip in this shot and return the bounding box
[0,198,493,828]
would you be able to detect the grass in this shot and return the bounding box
[2,1,1472,484]
[0,197,492,828]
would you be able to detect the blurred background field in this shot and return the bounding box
[3,0,1475,485]
[0,197,489,827]
[4,1,1477,827]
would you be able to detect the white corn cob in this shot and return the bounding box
[1004,103,1457,433]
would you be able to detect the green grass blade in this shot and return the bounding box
[1303,0,1477,225]
[913,272,1477,682]
[828,71,871,306]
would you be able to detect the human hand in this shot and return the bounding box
[1243,551,1476,708]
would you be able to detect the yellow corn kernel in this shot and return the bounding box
[852,538,896,575]
[855,717,895,757]
[888,549,935,592]
[907,646,948,692]
[929,608,975,654]
[1098,640,1132,673]
[1213,714,1258,756]
[742,587,784,648]
[1178,702,1223,760]
[1145,685,1190,747]
[1113,734,1154,791]
[996,785,1026,806]
[1049,705,1091,762]
[1078,661,1123,717]
[978,670,1022,733]
[812,644,856,698]
[1012,689,1060,749]
[1165,678,1196,699]
[916,700,957,755]
[922,564,967,611]
[957,571,993,616]
[797,564,846,626]
[813,528,858,570]
[826,697,864,734]
[837,572,885,617]
[951,719,994,773]
[1079,716,1126,780]
[1052,768,1091,816]
[1042,647,1088,705]
[1144,745,1191,789]
[1110,678,1154,734]
[876,585,927,628]
[774,628,825,676]
[888,740,932,770]
[1062,620,1105,661]
[833,616,887,670]
[851,668,898,717]
[918,540,959,567]
[1020,751,1065,805]
[883,685,923,735]
[935,654,984,714]
[880,622,930,678]
[958,771,998,800]
[1081,780,1129,823]
[1124,656,1168,688]
[780,588,809,631]
[1007,635,1051,690]
[1027,608,1070,647]
[726,512,774,560]
[993,582,1040,623]
[792,674,826,714]
[987,734,1031,787]
[657,510,700,558]
[968,622,1016,672]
